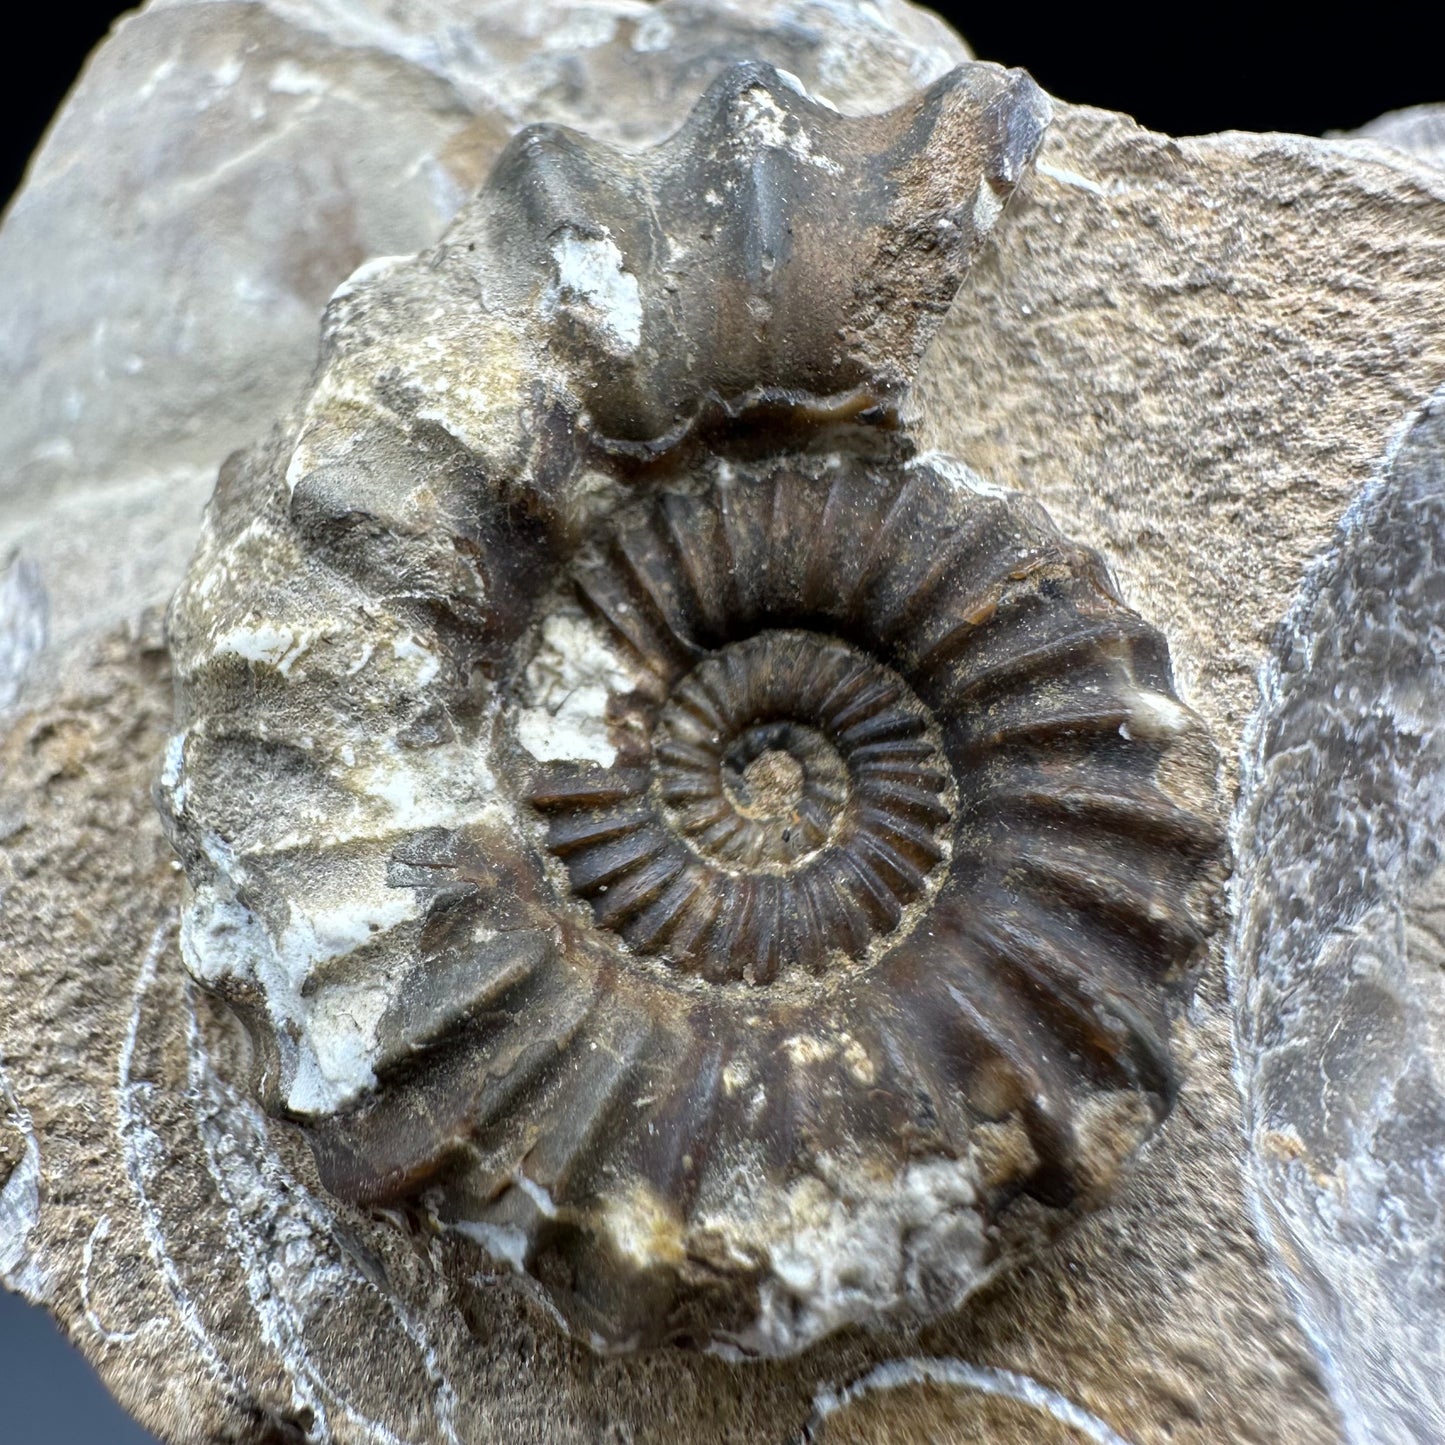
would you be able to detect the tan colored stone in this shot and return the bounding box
[911,101,1445,1445]
[810,1367,1113,1444]
[919,106,1445,748]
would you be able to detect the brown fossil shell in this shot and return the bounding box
[157,58,1224,1356]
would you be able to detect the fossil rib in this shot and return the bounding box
[157,59,1224,1357]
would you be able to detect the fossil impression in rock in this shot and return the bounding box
[157,60,1225,1355]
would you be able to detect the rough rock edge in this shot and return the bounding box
[1231,385,1445,1445]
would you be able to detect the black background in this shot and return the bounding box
[0,3,1441,1443]
[4,4,1445,204]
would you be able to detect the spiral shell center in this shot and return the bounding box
[656,631,946,877]
[728,743,808,819]
[535,627,953,984]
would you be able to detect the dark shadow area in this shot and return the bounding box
[2,3,132,208]
[0,1288,161,1443]
[948,7,1443,137]
[4,4,1443,208]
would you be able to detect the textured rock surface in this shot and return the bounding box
[2,0,1443,1441]
[915,104,1445,1445]
[1233,389,1445,1445]
[0,0,967,684]
[1351,103,1445,172]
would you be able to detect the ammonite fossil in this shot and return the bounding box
[158,59,1225,1355]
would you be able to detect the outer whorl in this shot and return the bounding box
[157,58,1225,1356]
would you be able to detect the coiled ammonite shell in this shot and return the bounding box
[158,59,1225,1355]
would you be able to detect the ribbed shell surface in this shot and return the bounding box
[157,58,1224,1355]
